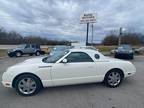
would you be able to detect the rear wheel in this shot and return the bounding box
[104,70,123,87]
[15,74,42,96]
[35,51,40,56]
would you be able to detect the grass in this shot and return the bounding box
[96,45,116,52]
[0,49,7,57]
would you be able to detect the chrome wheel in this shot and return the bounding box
[107,72,121,86]
[18,78,36,95]
[36,51,40,56]
[16,52,21,57]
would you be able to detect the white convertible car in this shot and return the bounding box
[2,48,136,96]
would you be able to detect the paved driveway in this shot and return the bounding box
[0,56,144,108]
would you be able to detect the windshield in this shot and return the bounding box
[118,45,132,50]
[43,50,69,63]
[17,44,26,48]
[52,46,69,51]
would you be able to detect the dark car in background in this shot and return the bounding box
[114,44,134,59]
[7,44,45,57]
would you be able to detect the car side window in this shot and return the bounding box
[32,44,35,48]
[25,44,30,48]
[65,52,94,63]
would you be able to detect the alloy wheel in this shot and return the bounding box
[18,78,37,95]
[107,71,121,86]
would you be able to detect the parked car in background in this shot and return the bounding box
[50,45,73,55]
[134,47,144,54]
[73,46,97,50]
[2,48,136,96]
[110,48,116,54]
[7,44,45,57]
[114,44,134,59]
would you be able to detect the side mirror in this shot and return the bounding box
[62,59,68,63]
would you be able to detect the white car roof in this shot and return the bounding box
[69,48,97,52]
[68,48,105,60]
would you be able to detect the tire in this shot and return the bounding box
[114,54,118,58]
[15,74,42,96]
[15,51,22,57]
[8,54,14,57]
[129,54,134,60]
[35,51,40,56]
[104,69,123,88]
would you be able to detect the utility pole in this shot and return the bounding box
[91,23,94,46]
[118,27,122,45]
[86,23,89,46]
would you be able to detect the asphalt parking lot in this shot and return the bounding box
[0,55,144,108]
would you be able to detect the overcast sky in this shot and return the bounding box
[0,0,144,43]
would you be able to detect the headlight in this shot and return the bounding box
[129,50,133,53]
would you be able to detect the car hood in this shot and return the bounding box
[117,48,133,52]
[8,48,22,52]
[20,57,45,65]
[5,57,53,72]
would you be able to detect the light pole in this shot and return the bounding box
[86,23,89,46]
[118,27,123,45]
[118,27,126,45]
[91,23,94,46]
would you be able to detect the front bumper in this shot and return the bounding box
[115,52,133,58]
[2,81,12,88]
[2,72,13,88]
[7,51,15,57]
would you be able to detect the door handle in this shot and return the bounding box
[88,66,94,68]
[39,66,52,68]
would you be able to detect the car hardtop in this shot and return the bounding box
[68,48,105,58]
[69,48,97,52]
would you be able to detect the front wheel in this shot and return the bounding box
[104,70,123,87]
[15,52,22,57]
[15,74,42,96]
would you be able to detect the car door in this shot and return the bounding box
[51,52,98,86]
[23,44,31,53]
[31,44,36,53]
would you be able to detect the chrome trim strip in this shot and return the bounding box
[39,66,52,68]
